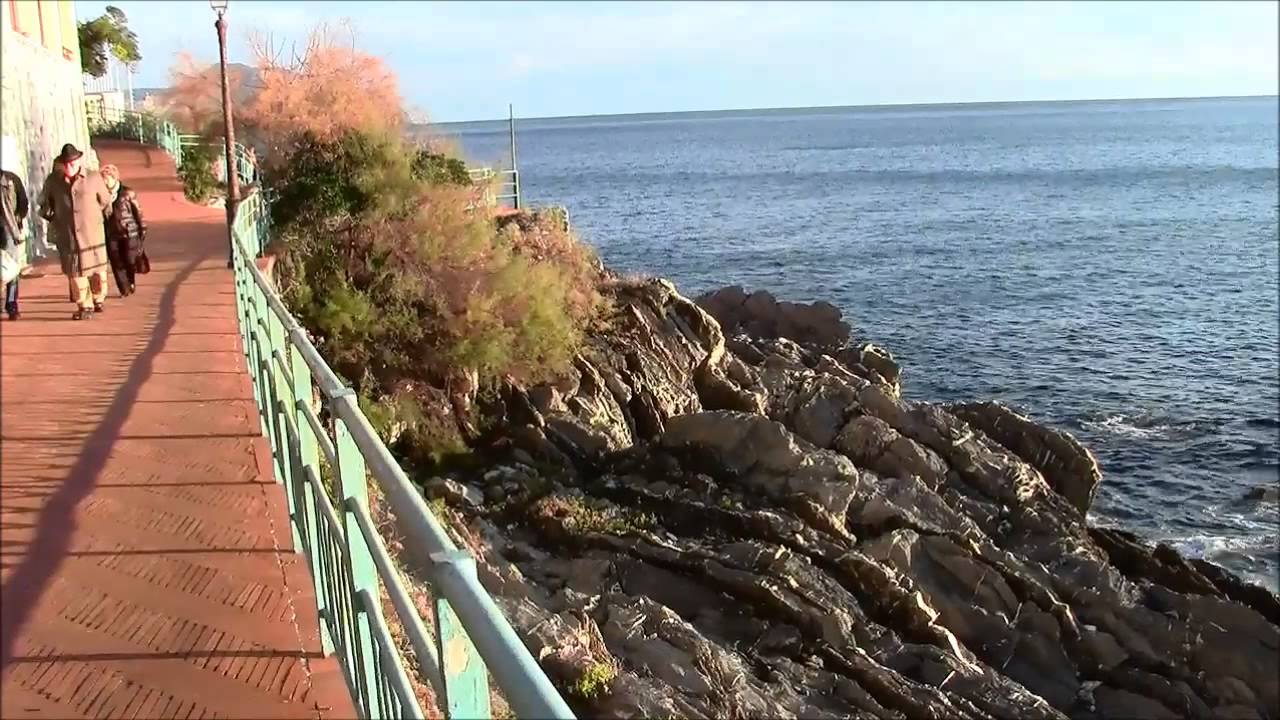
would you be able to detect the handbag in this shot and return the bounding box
[1,251,19,285]
[134,250,151,275]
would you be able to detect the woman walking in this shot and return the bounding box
[38,144,112,320]
[100,164,146,297]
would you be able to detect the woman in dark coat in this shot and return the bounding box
[99,164,146,297]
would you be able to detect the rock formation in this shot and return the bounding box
[406,278,1278,720]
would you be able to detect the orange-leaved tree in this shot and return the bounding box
[245,21,405,158]
[160,51,252,136]
[159,20,404,160]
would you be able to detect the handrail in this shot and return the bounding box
[180,134,258,187]
[85,105,257,187]
[468,167,520,209]
[229,190,575,720]
[85,105,185,170]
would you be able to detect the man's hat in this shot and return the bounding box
[56,143,83,163]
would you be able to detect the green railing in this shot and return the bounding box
[179,133,258,187]
[86,106,185,168]
[87,109,572,719]
[467,167,521,210]
[230,190,575,720]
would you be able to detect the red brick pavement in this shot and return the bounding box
[0,140,356,719]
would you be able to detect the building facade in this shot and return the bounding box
[1,0,93,262]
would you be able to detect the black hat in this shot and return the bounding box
[57,143,83,163]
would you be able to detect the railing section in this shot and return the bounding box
[86,106,185,169]
[180,133,258,187]
[467,167,520,210]
[229,191,575,720]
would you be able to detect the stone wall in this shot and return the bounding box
[1,1,93,265]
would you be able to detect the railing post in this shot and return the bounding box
[289,331,334,656]
[431,552,492,720]
[231,240,248,361]
[332,393,382,718]
[268,312,297,507]
[250,272,270,436]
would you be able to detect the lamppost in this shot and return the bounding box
[211,0,240,269]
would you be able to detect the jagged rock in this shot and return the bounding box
[837,343,903,397]
[422,477,484,507]
[697,285,851,350]
[835,415,950,490]
[389,276,1278,720]
[949,401,1102,514]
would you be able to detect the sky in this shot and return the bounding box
[77,0,1279,123]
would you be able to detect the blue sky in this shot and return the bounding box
[78,1,1278,123]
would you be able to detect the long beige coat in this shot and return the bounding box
[38,169,111,277]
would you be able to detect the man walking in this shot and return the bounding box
[1,160,28,321]
[38,144,112,320]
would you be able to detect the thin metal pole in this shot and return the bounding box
[508,103,520,210]
[216,12,241,269]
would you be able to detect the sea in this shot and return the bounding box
[440,96,1280,591]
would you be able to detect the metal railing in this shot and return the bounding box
[229,190,575,720]
[86,105,185,168]
[468,167,521,210]
[180,133,258,187]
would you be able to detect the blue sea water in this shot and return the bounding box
[443,97,1280,590]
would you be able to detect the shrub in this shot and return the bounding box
[411,150,470,186]
[267,130,421,231]
[270,129,604,468]
[178,143,219,203]
[89,113,164,144]
[569,661,617,700]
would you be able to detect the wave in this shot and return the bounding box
[1162,533,1280,591]
[1079,411,1211,440]
[1078,410,1280,443]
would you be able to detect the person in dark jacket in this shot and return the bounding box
[1,166,28,320]
[99,164,146,297]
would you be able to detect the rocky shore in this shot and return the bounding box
[404,278,1279,719]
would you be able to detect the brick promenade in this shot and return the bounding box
[0,140,355,719]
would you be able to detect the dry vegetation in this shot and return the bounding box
[160,21,405,162]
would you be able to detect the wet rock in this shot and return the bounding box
[1242,485,1279,503]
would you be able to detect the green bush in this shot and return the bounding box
[411,150,470,186]
[89,113,164,143]
[178,143,219,203]
[266,130,421,231]
[269,129,604,468]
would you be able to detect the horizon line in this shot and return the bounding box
[432,93,1278,126]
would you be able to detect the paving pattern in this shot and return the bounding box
[0,140,356,719]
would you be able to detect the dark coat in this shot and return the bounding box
[1,170,28,248]
[38,169,111,277]
[105,183,146,264]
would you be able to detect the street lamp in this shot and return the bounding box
[211,0,239,269]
